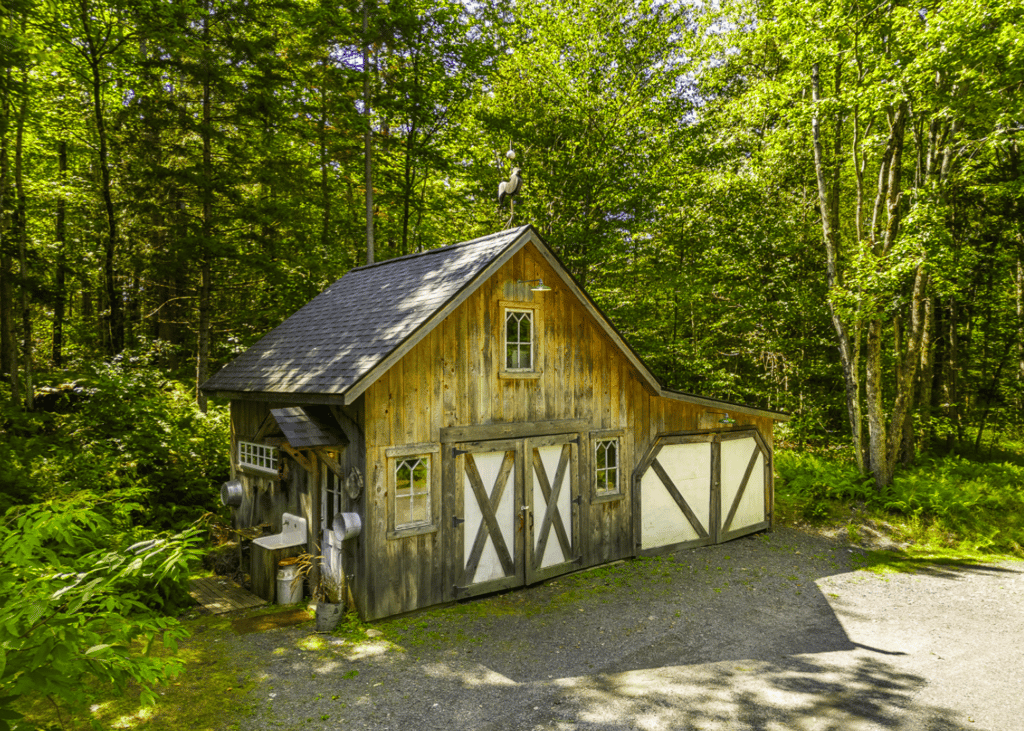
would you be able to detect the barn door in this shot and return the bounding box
[525,434,580,583]
[637,436,715,552]
[718,432,770,541]
[634,429,771,554]
[454,439,524,598]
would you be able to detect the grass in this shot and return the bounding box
[12,604,304,731]
[775,440,1024,571]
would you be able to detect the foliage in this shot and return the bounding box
[0,0,1020,471]
[0,359,229,528]
[776,448,1024,555]
[0,493,204,730]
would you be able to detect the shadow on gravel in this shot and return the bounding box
[553,654,950,731]
[852,550,1021,577]
[249,529,1012,730]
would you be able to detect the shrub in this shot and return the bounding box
[0,492,203,730]
[775,448,1024,555]
[1,360,230,530]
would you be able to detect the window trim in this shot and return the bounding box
[499,300,542,378]
[238,440,280,475]
[590,429,625,503]
[385,443,440,539]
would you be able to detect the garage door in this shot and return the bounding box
[634,429,771,554]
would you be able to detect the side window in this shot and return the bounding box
[395,457,430,529]
[386,444,441,538]
[595,439,619,495]
[321,451,343,531]
[238,440,279,475]
[505,309,533,370]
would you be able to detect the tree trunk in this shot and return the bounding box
[917,294,936,450]
[0,67,19,405]
[363,0,374,265]
[87,53,123,355]
[401,120,417,256]
[1016,250,1023,392]
[864,102,909,488]
[53,139,68,368]
[865,319,888,485]
[319,56,331,257]
[811,61,864,471]
[14,67,32,409]
[196,10,213,413]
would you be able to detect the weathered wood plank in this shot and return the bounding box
[440,419,588,444]
[188,577,268,615]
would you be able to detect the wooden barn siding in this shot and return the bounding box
[362,244,775,619]
[229,400,367,605]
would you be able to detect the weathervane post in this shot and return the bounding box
[497,145,522,229]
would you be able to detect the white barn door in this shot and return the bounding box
[718,432,770,541]
[525,434,580,583]
[454,439,523,597]
[637,436,715,552]
[635,430,771,554]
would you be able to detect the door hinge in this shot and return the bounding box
[452,447,468,458]
[572,495,582,506]
[452,515,465,528]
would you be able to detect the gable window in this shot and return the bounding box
[238,440,279,474]
[595,439,619,495]
[505,309,533,370]
[395,457,430,529]
[505,307,536,370]
[498,301,542,379]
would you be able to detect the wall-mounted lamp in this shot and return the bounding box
[517,278,552,292]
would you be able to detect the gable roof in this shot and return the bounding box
[202,225,788,421]
[202,226,531,399]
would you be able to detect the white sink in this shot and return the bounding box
[253,512,307,549]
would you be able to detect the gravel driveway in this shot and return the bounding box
[219,527,1024,731]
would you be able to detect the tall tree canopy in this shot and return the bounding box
[1,0,1021,486]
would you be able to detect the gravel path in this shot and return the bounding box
[219,528,1024,731]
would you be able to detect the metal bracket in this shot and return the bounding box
[452,515,465,528]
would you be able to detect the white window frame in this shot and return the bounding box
[238,440,279,475]
[385,443,440,538]
[590,429,625,502]
[504,308,534,371]
[394,456,431,529]
[594,438,620,495]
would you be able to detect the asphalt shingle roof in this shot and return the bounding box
[202,226,530,397]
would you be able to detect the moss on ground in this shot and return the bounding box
[13,604,306,731]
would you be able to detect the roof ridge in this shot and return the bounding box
[348,225,532,273]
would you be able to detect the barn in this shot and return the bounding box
[201,225,788,620]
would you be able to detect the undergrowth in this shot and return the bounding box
[775,445,1024,557]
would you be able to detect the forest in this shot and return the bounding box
[1,0,1022,466]
[0,0,1022,724]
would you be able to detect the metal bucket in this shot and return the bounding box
[221,479,243,507]
[332,512,362,542]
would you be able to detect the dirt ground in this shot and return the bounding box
[212,527,1024,731]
